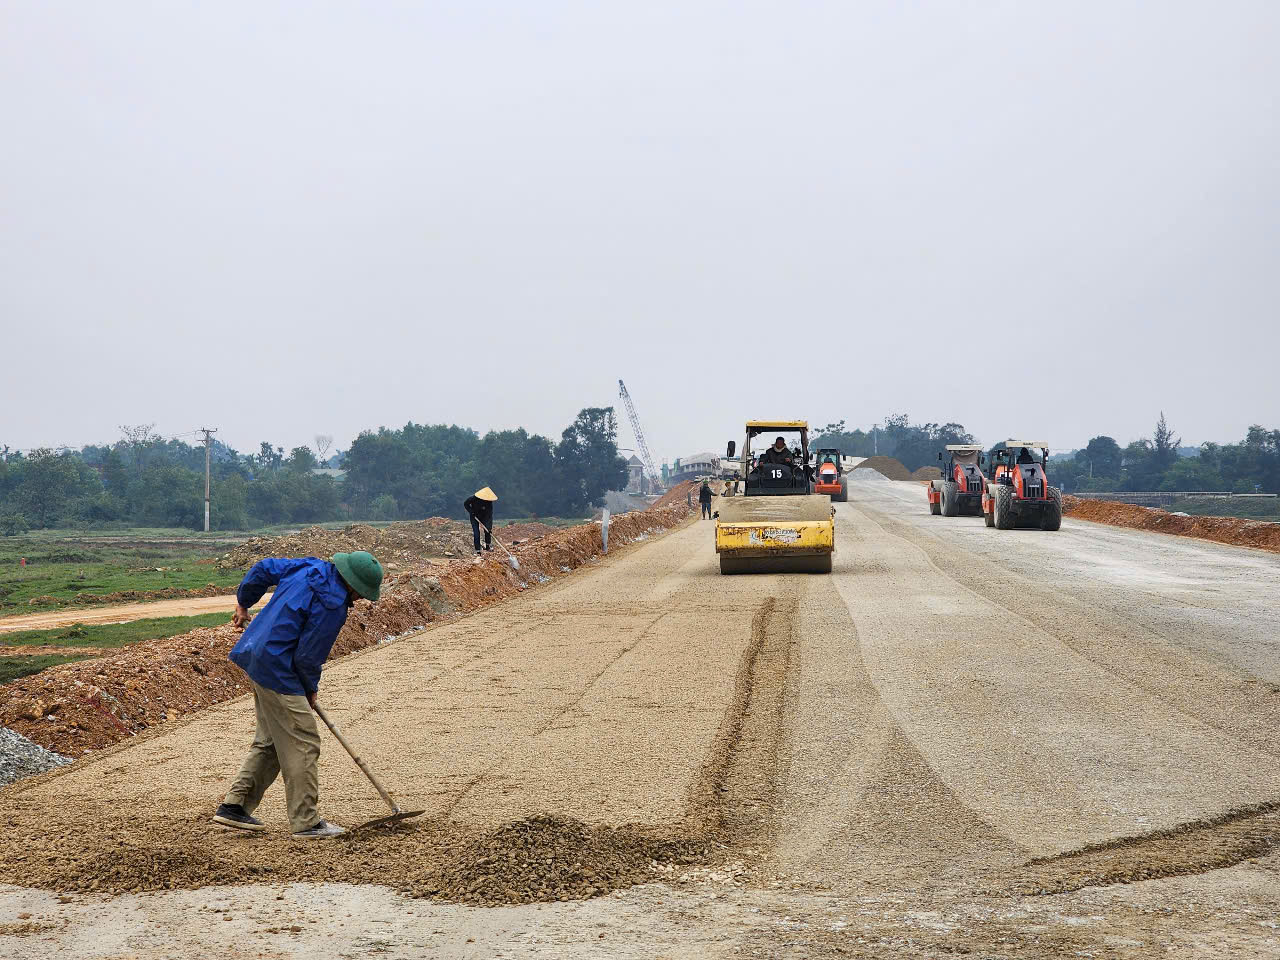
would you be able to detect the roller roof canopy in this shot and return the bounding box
[747,420,808,429]
[945,444,984,452]
[1005,441,1048,449]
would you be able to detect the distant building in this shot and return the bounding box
[311,467,347,480]
[671,452,719,484]
[625,455,645,493]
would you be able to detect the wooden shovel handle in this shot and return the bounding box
[313,703,401,815]
[477,519,518,561]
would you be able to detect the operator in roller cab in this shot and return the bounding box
[760,436,795,465]
[744,430,812,494]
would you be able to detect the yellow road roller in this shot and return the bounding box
[715,420,835,574]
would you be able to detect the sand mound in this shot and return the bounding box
[1063,496,1280,554]
[0,806,711,905]
[852,457,913,481]
[912,466,942,482]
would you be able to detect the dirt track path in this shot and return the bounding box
[0,594,242,634]
[3,483,1280,958]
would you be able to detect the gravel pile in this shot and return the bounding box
[0,726,71,786]
[851,456,913,480]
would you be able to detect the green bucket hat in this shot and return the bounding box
[333,551,383,602]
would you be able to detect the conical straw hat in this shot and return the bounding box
[474,486,498,501]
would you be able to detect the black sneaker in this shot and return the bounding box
[213,803,265,832]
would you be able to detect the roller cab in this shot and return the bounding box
[812,447,849,502]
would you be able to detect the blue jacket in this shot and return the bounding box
[228,557,351,696]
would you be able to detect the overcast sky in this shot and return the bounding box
[3,1,1277,463]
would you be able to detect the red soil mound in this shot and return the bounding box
[1063,496,1280,554]
[651,480,701,509]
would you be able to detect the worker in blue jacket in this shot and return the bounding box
[213,551,383,839]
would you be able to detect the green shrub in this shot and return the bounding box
[0,512,30,536]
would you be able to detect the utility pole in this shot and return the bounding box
[199,428,217,532]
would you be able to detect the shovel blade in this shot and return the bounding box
[351,809,426,832]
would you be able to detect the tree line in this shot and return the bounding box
[0,407,628,534]
[812,414,975,471]
[1045,414,1280,495]
[813,412,1280,495]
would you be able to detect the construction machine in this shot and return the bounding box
[926,444,986,517]
[981,441,1062,531]
[715,420,835,574]
[813,448,849,502]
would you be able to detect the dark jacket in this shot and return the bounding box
[759,445,793,465]
[698,483,713,504]
[464,495,494,529]
[229,558,350,696]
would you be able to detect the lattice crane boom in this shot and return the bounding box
[617,379,663,489]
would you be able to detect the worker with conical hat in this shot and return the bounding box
[464,486,498,556]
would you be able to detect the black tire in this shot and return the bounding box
[1041,487,1063,531]
[994,484,1015,530]
[941,480,960,517]
[984,499,995,527]
[837,478,849,503]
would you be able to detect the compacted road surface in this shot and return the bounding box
[3,478,1279,959]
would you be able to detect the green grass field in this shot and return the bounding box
[0,515,586,618]
[0,611,235,686]
[1166,497,1280,520]
[0,535,244,614]
[2,612,232,649]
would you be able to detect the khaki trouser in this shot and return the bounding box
[224,680,321,833]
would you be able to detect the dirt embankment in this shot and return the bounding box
[220,518,562,571]
[1063,496,1280,554]
[650,479,700,509]
[0,503,694,759]
[912,466,942,482]
[852,456,913,481]
[220,519,475,570]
